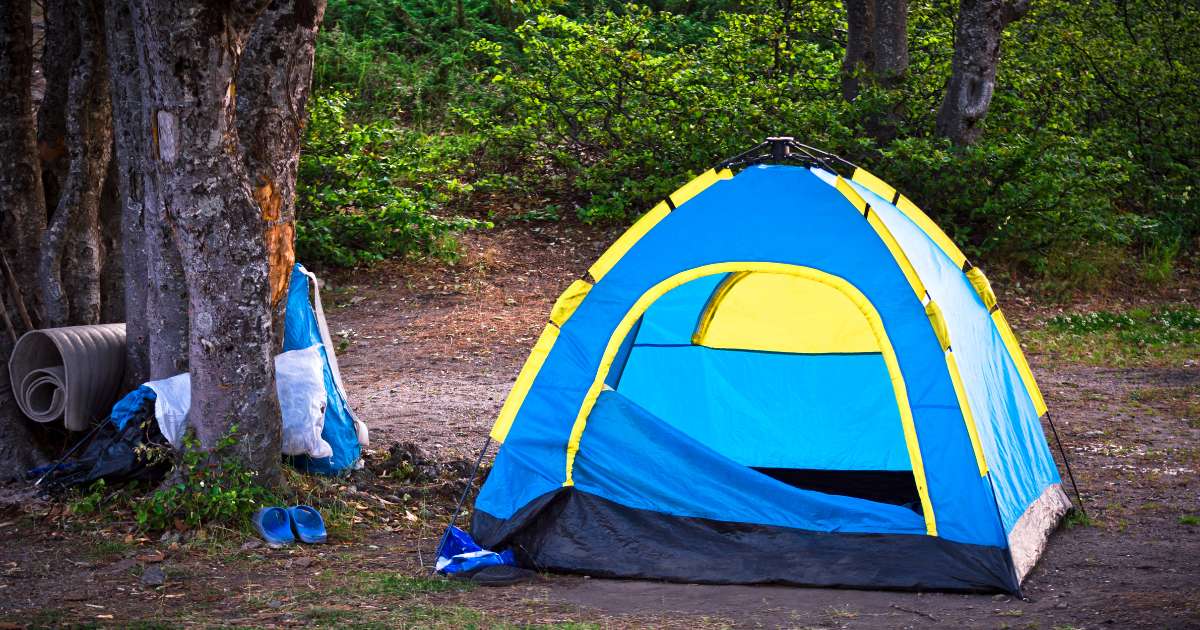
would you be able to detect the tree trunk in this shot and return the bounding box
[873,0,908,87]
[841,0,908,99]
[37,0,113,328]
[841,0,874,101]
[99,156,125,324]
[104,0,151,388]
[936,0,1030,145]
[237,0,327,351]
[121,0,190,382]
[133,0,282,484]
[0,0,51,479]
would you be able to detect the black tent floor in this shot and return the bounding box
[473,487,1020,594]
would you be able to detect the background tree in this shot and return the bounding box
[0,0,50,479]
[840,0,907,100]
[936,0,1030,145]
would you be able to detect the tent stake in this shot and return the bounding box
[1045,411,1085,516]
[431,435,492,571]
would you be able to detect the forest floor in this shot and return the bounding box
[0,220,1198,629]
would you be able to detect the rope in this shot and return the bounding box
[431,435,492,570]
[1045,411,1086,516]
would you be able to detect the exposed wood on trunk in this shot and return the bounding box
[37,0,113,327]
[0,0,51,479]
[936,0,1030,145]
[133,0,282,483]
[238,0,327,351]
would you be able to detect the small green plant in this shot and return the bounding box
[135,428,278,533]
[1064,508,1094,529]
[1180,515,1200,526]
[70,479,108,515]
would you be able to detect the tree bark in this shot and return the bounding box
[936,0,1030,145]
[873,0,908,87]
[37,0,113,327]
[237,0,327,351]
[841,0,908,99]
[120,0,190,382]
[105,0,151,388]
[841,0,875,101]
[133,0,282,484]
[0,0,51,479]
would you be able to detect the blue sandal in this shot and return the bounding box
[253,507,296,545]
[287,505,327,544]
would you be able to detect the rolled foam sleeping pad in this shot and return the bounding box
[8,324,126,431]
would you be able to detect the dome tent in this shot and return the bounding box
[471,139,1072,593]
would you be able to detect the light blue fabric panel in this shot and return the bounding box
[617,344,910,470]
[838,173,1061,534]
[574,390,928,534]
[634,273,726,345]
[480,166,1003,546]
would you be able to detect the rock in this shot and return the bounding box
[141,565,166,587]
[291,557,315,569]
[241,540,262,551]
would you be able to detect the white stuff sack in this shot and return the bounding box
[275,345,332,459]
[144,344,332,459]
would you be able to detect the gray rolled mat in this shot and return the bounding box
[19,366,67,423]
[9,324,126,431]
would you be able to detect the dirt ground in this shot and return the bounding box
[0,221,1197,629]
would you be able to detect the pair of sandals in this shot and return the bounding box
[253,505,327,545]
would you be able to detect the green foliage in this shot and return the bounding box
[1181,515,1200,526]
[297,93,489,267]
[70,480,109,515]
[135,429,278,533]
[307,0,1199,276]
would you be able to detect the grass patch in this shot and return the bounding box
[1024,304,1200,367]
[1064,509,1095,529]
[1180,515,1200,526]
[342,572,474,598]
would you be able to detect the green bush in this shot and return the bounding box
[306,0,1198,277]
[460,0,1197,274]
[296,93,489,267]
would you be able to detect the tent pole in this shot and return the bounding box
[431,435,493,570]
[1045,411,1086,517]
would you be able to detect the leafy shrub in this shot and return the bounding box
[309,0,1198,278]
[135,430,278,532]
[297,93,489,267]
[459,0,1197,275]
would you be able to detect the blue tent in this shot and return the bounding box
[472,148,1070,593]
